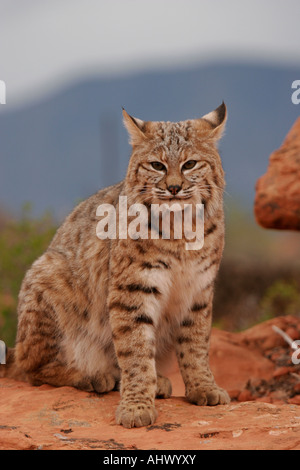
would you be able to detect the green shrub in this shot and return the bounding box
[260,280,300,321]
[0,204,57,346]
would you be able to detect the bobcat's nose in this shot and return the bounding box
[168,185,181,196]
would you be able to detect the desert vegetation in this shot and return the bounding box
[0,204,56,346]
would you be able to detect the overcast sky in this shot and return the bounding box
[1,0,300,105]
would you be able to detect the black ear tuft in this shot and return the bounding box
[200,102,227,142]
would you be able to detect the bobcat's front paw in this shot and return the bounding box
[187,385,230,406]
[116,401,158,428]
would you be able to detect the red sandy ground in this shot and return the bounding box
[1,315,300,450]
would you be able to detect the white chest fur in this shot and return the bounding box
[165,260,198,320]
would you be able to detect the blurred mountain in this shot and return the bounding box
[0,62,299,219]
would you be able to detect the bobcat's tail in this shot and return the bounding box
[0,347,27,381]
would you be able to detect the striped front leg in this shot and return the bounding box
[109,281,160,428]
[175,296,230,406]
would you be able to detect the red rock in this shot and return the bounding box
[256,396,273,404]
[269,390,288,402]
[1,315,300,450]
[238,390,255,402]
[250,378,264,389]
[293,382,300,393]
[261,336,285,351]
[273,366,294,378]
[209,329,274,390]
[238,315,300,353]
[228,389,241,399]
[254,118,300,231]
[271,399,285,405]
[288,395,300,405]
[285,327,300,341]
[0,380,300,450]
[268,350,284,362]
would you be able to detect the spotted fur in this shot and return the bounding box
[0,103,230,428]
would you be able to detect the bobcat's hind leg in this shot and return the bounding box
[27,360,93,390]
[16,250,119,394]
[27,360,118,393]
[16,307,119,393]
[89,371,119,394]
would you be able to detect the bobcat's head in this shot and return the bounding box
[123,103,227,217]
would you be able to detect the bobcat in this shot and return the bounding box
[0,103,230,428]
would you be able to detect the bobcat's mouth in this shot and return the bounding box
[160,194,194,201]
[166,196,190,201]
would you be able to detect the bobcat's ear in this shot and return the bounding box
[199,102,227,142]
[122,108,147,145]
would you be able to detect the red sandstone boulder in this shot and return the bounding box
[1,316,300,450]
[254,118,300,230]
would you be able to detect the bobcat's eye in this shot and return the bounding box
[182,160,197,171]
[151,161,166,172]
